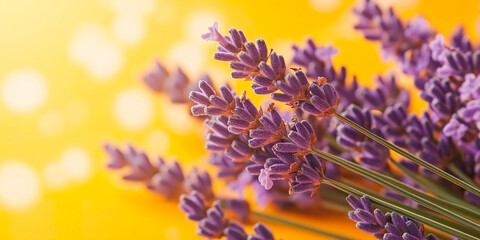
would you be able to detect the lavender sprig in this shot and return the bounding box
[347,195,439,240]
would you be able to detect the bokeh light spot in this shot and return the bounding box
[309,0,342,13]
[113,14,146,46]
[0,161,41,212]
[38,110,65,136]
[59,148,93,183]
[69,23,123,81]
[1,69,48,113]
[43,161,69,190]
[114,88,153,130]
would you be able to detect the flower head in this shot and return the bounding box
[258,169,273,190]
[301,79,340,117]
[248,105,287,148]
[202,22,230,47]
[347,195,438,240]
[274,120,316,155]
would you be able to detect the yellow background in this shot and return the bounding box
[1,0,479,239]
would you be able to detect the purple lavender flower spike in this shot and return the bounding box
[289,154,323,196]
[374,104,409,147]
[224,222,248,240]
[197,201,227,238]
[274,120,316,155]
[301,79,340,117]
[264,151,300,181]
[347,195,437,240]
[122,145,157,181]
[451,26,472,53]
[251,52,287,95]
[210,153,248,179]
[246,149,274,176]
[292,39,359,108]
[443,100,480,154]
[142,60,169,93]
[165,67,190,103]
[179,191,207,221]
[337,105,390,171]
[248,223,275,240]
[248,105,287,148]
[184,168,214,200]
[219,198,250,222]
[356,74,410,111]
[337,105,372,149]
[104,143,127,169]
[258,169,273,190]
[270,70,309,106]
[190,81,236,117]
[459,73,480,101]
[205,115,254,162]
[354,0,434,61]
[420,78,462,121]
[359,140,389,171]
[148,158,185,199]
[228,94,262,134]
[202,22,231,48]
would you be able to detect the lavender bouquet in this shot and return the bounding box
[105,0,480,239]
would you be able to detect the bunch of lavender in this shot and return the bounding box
[354,0,480,205]
[104,1,480,239]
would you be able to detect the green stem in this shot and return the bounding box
[389,158,467,206]
[341,179,476,235]
[334,112,480,198]
[448,163,479,187]
[323,178,480,240]
[311,149,480,232]
[251,211,354,240]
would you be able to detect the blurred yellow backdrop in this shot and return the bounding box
[1,0,479,239]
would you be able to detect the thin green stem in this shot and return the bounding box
[251,211,354,240]
[389,158,466,206]
[323,178,480,240]
[334,112,480,198]
[341,179,477,235]
[311,149,480,231]
[448,163,479,187]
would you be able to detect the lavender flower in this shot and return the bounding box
[190,81,236,116]
[228,94,263,134]
[142,60,169,93]
[184,168,214,200]
[347,195,438,240]
[356,74,410,111]
[164,67,190,103]
[180,191,277,240]
[202,22,273,81]
[374,104,409,148]
[270,70,309,106]
[224,222,248,240]
[337,105,390,171]
[459,73,480,101]
[300,79,340,117]
[451,26,472,53]
[292,39,360,109]
[179,191,208,221]
[205,116,255,162]
[248,105,287,148]
[210,153,249,179]
[148,158,185,199]
[248,223,275,240]
[354,0,434,60]
[104,144,157,181]
[274,120,316,155]
[289,154,324,195]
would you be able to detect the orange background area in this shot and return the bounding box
[1,0,479,239]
